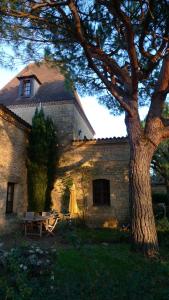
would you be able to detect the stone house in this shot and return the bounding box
[53,138,129,226]
[0,61,130,228]
[0,104,31,232]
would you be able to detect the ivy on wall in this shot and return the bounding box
[61,176,73,214]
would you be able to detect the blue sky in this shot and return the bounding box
[0,64,128,138]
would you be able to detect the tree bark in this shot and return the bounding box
[126,113,160,256]
[129,140,159,256]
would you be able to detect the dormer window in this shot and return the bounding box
[23,80,31,97]
[17,74,41,98]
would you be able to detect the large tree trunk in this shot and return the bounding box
[129,139,159,256]
[126,114,160,256]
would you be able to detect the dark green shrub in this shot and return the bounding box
[61,177,73,214]
[156,217,169,247]
[27,164,47,211]
[156,217,169,232]
[27,108,58,211]
[152,193,168,205]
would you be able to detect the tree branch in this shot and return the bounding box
[88,45,131,86]
[67,0,133,116]
[147,53,169,121]
[85,50,133,116]
[138,1,168,79]
[99,0,139,98]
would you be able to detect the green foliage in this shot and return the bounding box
[151,104,169,201]
[28,109,48,165]
[1,240,169,299]
[152,193,168,205]
[61,186,70,214]
[57,226,130,246]
[156,217,169,232]
[153,194,167,219]
[27,108,58,211]
[27,164,47,211]
[45,117,58,211]
[152,140,169,183]
[156,217,169,248]
[61,177,73,214]
[1,1,169,113]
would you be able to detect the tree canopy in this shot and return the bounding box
[1,1,169,114]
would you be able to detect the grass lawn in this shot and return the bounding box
[0,223,169,300]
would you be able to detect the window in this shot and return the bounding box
[23,80,31,97]
[6,183,15,214]
[93,179,110,206]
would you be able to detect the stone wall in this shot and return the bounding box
[0,103,129,229]
[73,104,94,140]
[52,138,130,226]
[0,107,29,233]
[9,100,94,145]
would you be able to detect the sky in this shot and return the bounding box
[0,64,148,138]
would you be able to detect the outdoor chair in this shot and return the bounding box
[41,212,52,232]
[24,212,35,236]
[41,211,51,217]
[46,217,59,236]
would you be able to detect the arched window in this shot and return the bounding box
[93,179,110,206]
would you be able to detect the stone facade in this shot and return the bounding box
[52,138,130,226]
[0,61,130,230]
[0,105,30,233]
[9,100,94,144]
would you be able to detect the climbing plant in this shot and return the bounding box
[27,108,58,211]
[61,176,73,214]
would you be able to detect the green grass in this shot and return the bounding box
[1,226,169,299]
[52,245,169,300]
[57,223,130,245]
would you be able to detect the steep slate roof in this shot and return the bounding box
[0,61,77,105]
[0,61,95,135]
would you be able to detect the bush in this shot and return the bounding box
[0,245,56,299]
[27,164,47,211]
[156,217,169,232]
[56,226,130,246]
[152,193,168,205]
[156,217,169,247]
[1,239,169,299]
[153,203,166,220]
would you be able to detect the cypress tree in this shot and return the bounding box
[45,116,58,211]
[27,108,58,212]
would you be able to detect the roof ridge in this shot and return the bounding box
[72,136,128,142]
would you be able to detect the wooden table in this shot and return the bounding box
[22,215,53,237]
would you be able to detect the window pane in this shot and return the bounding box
[23,80,31,96]
[6,183,15,214]
[93,179,110,206]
